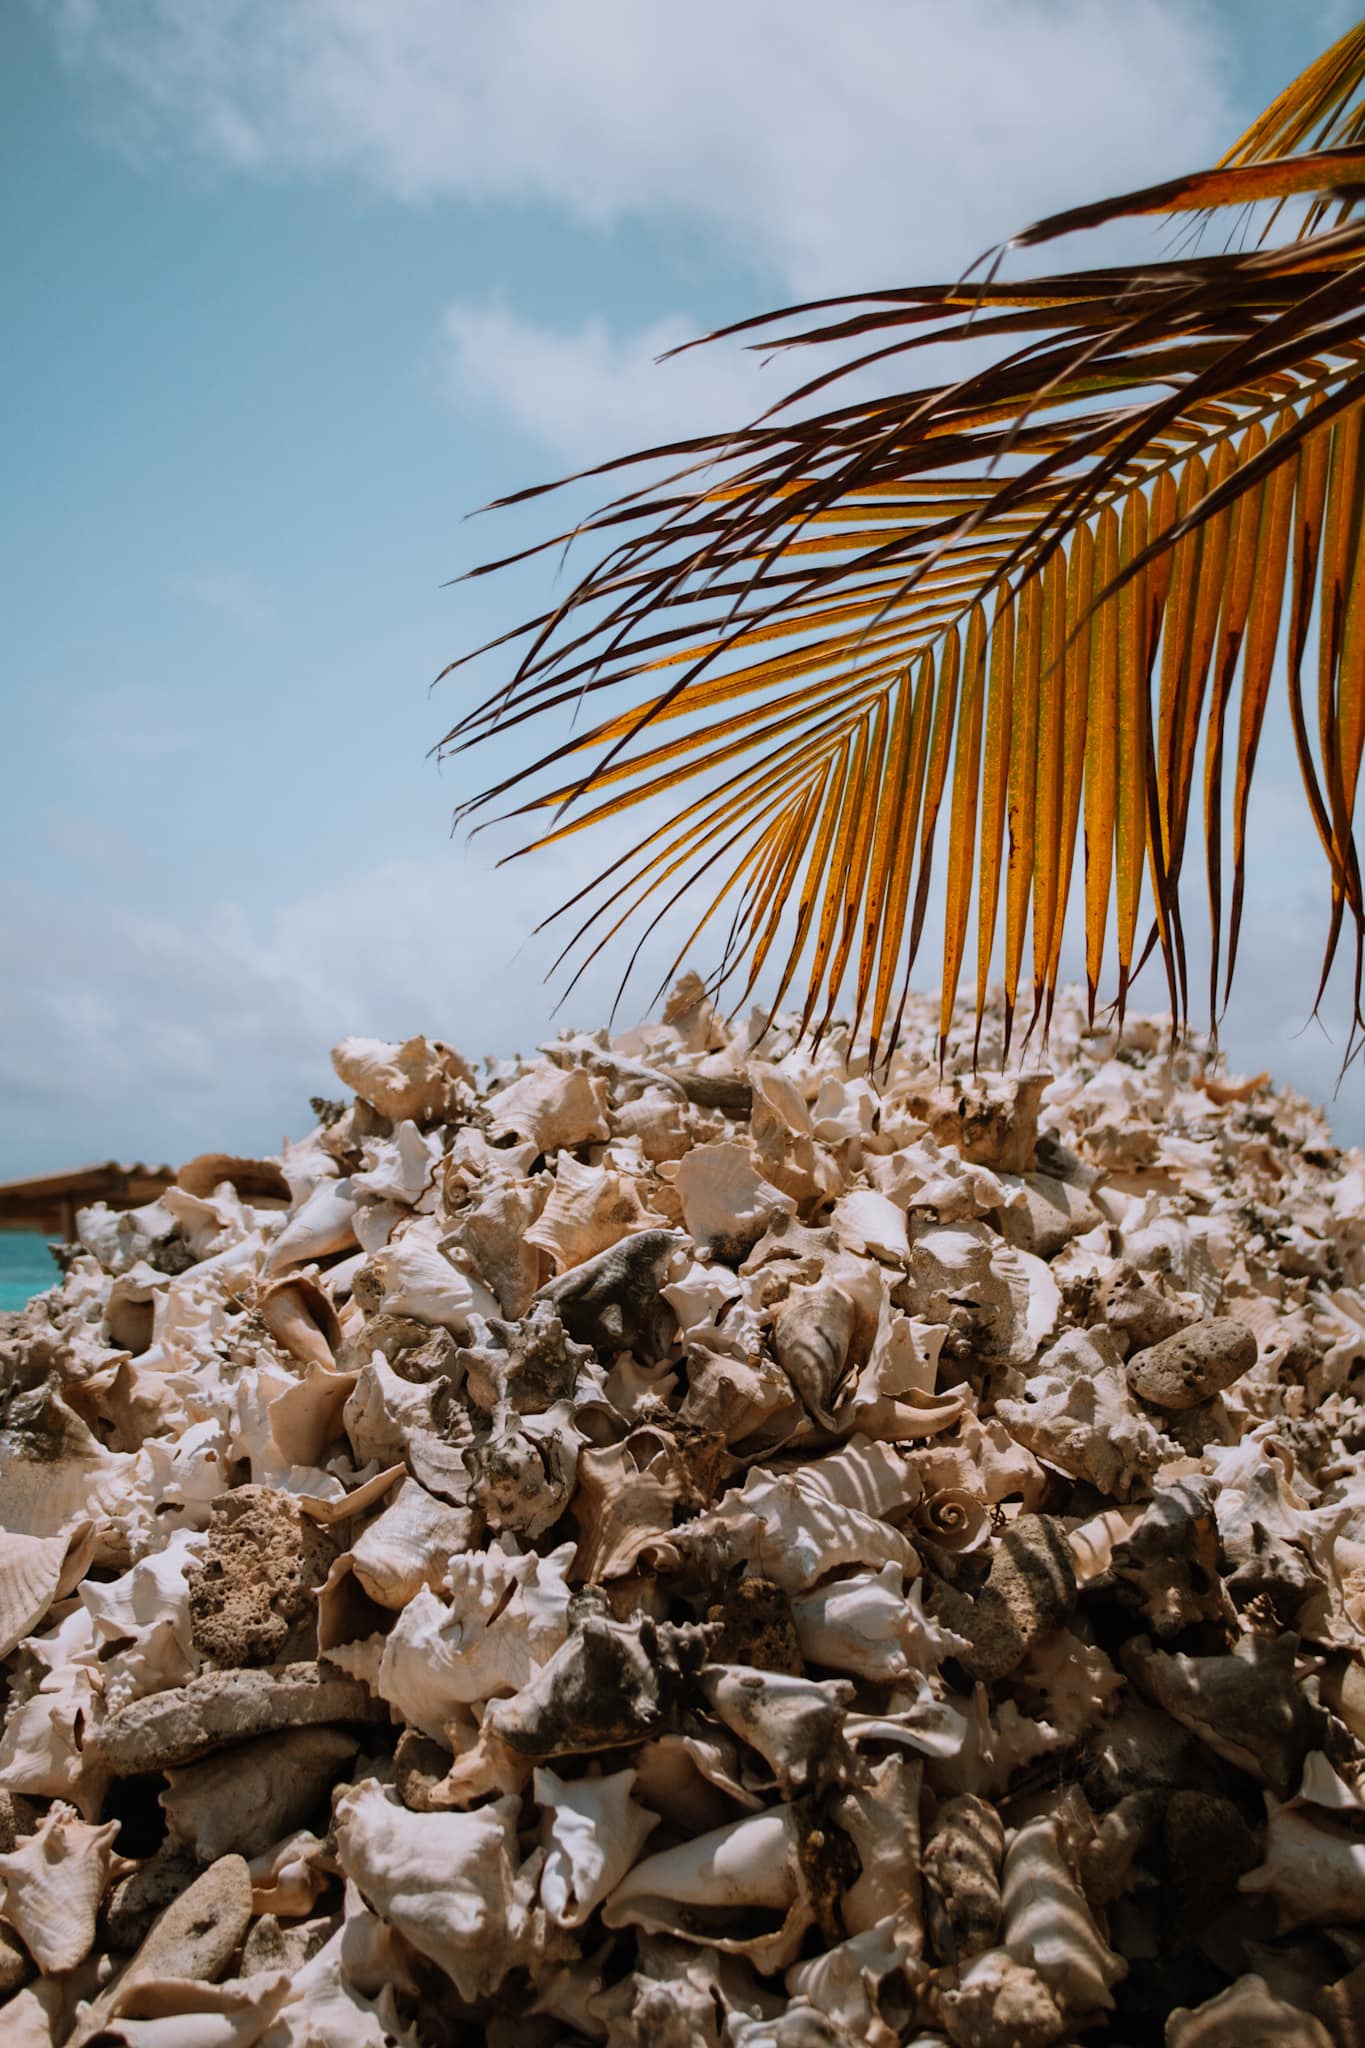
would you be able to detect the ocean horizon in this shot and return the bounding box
[0,1230,60,1312]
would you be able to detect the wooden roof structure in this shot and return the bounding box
[0,1163,177,1239]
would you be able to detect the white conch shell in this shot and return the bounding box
[331,1032,473,1123]
[700,1665,854,1792]
[996,1326,1178,1501]
[0,1801,122,1973]
[265,1178,359,1274]
[351,1119,441,1207]
[349,1478,470,1609]
[260,1273,342,1369]
[791,1562,962,1682]
[701,1467,920,1593]
[486,1065,611,1152]
[672,1143,796,1258]
[376,1545,574,1738]
[0,1521,96,1659]
[603,1804,813,1972]
[1001,1814,1125,2016]
[831,1187,910,1264]
[534,1766,659,1927]
[355,1229,492,1331]
[332,1780,536,2002]
[268,1363,358,1468]
[525,1154,666,1273]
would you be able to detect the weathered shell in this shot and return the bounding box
[0,1802,123,1973]
[0,1522,95,1659]
[672,1143,797,1260]
[535,1766,659,1928]
[331,1033,473,1124]
[485,1064,611,1152]
[602,1804,813,1974]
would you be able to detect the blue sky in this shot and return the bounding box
[4,0,1363,1174]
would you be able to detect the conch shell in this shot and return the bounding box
[0,1802,123,1973]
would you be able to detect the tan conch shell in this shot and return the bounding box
[177,1153,292,1204]
[331,1032,473,1123]
[0,1802,123,1973]
[348,1478,471,1609]
[525,1154,666,1273]
[260,1272,342,1368]
[1240,1793,1365,1928]
[535,1766,659,1928]
[0,1521,96,1659]
[671,1143,797,1259]
[486,1064,611,1152]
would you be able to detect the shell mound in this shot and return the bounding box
[3,980,1365,2046]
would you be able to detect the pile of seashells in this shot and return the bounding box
[5,975,1365,2047]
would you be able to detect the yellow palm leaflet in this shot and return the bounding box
[1043,523,1094,1026]
[1030,547,1069,1021]
[1083,508,1120,1013]
[939,604,988,1053]
[1002,571,1043,1042]
[974,591,1015,1052]
[856,664,920,1053]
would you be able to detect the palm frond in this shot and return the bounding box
[441,18,1365,1063]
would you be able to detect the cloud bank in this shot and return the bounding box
[48,0,1237,294]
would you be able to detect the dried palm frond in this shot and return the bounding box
[439,17,1365,1065]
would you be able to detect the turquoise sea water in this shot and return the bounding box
[0,1232,60,1312]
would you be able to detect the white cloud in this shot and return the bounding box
[441,303,789,464]
[45,0,1239,293]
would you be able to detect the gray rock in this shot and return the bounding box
[1125,1317,1257,1411]
[91,1663,388,1775]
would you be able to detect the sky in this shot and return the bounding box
[4,0,1365,1175]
